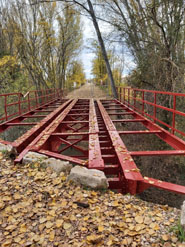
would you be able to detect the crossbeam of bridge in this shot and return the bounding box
[0,88,185,195]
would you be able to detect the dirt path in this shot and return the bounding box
[66,83,110,99]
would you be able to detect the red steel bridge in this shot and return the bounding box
[0,88,185,195]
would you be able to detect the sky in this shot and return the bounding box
[80,16,136,79]
[80,17,95,79]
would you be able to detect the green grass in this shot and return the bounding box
[170,219,185,242]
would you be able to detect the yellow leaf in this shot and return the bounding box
[56,219,63,228]
[128,224,135,231]
[49,231,55,241]
[81,227,87,231]
[98,225,104,232]
[72,203,78,209]
[39,218,47,224]
[48,210,56,217]
[112,200,119,207]
[154,224,160,230]
[61,175,66,181]
[12,206,19,213]
[87,235,103,244]
[2,239,12,247]
[2,196,11,201]
[135,224,145,232]
[83,216,89,221]
[13,193,21,200]
[149,222,157,229]
[14,236,22,243]
[53,178,61,185]
[0,201,5,210]
[19,224,27,233]
[45,221,53,228]
[148,229,155,235]
[38,236,45,244]
[63,222,72,230]
[107,239,113,246]
[61,200,67,207]
[6,225,16,231]
[32,234,40,242]
[127,231,138,236]
[52,2,56,8]
[144,217,152,224]
[135,216,143,224]
[70,215,76,221]
[118,222,126,228]
[162,234,169,241]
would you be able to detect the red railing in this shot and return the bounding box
[0,89,63,123]
[117,87,185,138]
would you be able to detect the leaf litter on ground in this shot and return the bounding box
[0,152,183,247]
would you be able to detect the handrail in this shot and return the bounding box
[116,87,185,138]
[0,89,64,123]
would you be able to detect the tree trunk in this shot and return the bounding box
[86,0,118,98]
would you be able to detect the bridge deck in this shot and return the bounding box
[0,93,184,195]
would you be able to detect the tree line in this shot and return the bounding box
[0,0,184,97]
[0,0,85,93]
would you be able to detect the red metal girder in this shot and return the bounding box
[5,122,36,126]
[38,150,87,166]
[88,99,104,170]
[104,165,120,175]
[97,100,143,194]
[118,130,162,135]
[97,103,117,132]
[24,115,46,118]
[107,178,123,190]
[33,100,78,151]
[112,119,145,123]
[46,106,58,108]
[70,108,89,111]
[105,108,124,111]
[13,100,71,153]
[68,114,89,116]
[74,124,89,133]
[58,136,87,154]
[109,112,134,116]
[138,177,185,195]
[14,100,75,163]
[34,110,53,112]
[51,132,89,136]
[61,121,89,124]
[130,150,185,156]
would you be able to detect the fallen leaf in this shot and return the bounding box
[87,235,103,244]
[45,221,53,229]
[49,231,55,241]
[162,234,169,241]
[98,225,104,232]
[39,217,47,224]
[135,216,143,224]
[56,219,63,228]
[63,222,72,230]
